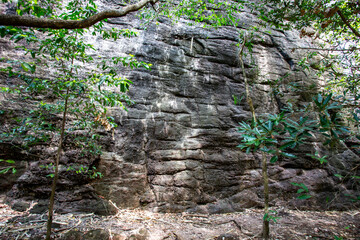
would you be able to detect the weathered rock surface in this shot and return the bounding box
[0,1,359,214]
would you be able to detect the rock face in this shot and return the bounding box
[88,12,359,212]
[1,2,359,214]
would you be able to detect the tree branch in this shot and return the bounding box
[337,10,360,38]
[0,0,158,29]
[292,47,360,52]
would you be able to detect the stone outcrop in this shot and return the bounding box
[1,2,359,214]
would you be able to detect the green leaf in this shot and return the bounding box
[334,174,343,179]
[323,93,332,106]
[291,182,309,193]
[0,159,15,163]
[297,194,312,200]
[297,189,305,194]
[233,95,237,105]
[279,141,296,150]
[280,152,296,158]
[21,62,31,72]
[270,156,278,163]
[0,168,9,174]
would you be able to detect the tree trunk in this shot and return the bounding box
[238,35,270,239]
[45,87,70,240]
[262,151,270,239]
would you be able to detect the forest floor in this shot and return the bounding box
[0,202,359,240]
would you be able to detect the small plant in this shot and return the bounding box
[264,210,280,223]
[0,159,16,174]
[291,182,312,200]
[237,89,352,239]
[237,110,317,164]
[306,151,328,164]
[88,166,103,179]
[232,94,245,105]
[313,93,349,147]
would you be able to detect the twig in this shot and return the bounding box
[190,37,194,54]
[183,213,209,218]
[292,47,360,52]
[28,219,47,224]
[108,200,121,214]
[53,227,73,233]
[7,224,45,233]
[75,218,82,227]
[15,231,27,240]
[0,227,9,235]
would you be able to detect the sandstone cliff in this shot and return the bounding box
[1,2,359,215]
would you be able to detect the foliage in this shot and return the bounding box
[237,88,354,209]
[256,0,360,131]
[291,182,312,199]
[39,163,103,179]
[0,0,151,154]
[0,159,16,174]
[306,151,328,164]
[238,92,349,155]
[263,209,280,223]
[0,0,152,238]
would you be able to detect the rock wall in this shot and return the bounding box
[88,13,359,213]
[1,3,359,214]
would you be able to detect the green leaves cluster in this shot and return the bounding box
[238,92,350,153]
[257,0,360,128]
[14,0,59,18]
[306,151,328,164]
[258,0,359,37]
[0,0,151,169]
[40,163,103,179]
[313,93,350,146]
[237,110,314,163]
[291,182,312,200]
[140,0,252,28]
[237,92,351,198]
[263,209,280,223]
[0,159,16,174]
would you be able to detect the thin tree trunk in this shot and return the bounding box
[238,36,270,239]
[45,87,70,240]
[261,151,270,239]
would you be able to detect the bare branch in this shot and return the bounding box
[292,47,360,52]
[0,0,158,29]
[337,10,360,38]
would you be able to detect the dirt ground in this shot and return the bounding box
[0,201,359,240]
